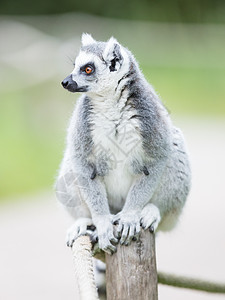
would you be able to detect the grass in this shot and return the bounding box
[0,65,224,201]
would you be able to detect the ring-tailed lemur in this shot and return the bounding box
[56,34,191,255]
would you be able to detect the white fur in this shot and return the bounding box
[72,51,99,76]
[140,203,161,231]
[103,37,118,61]
[91,90,143,212]
[81,33,96,46]
[66,217,92,246]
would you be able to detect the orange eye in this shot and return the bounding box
[85,66,93,74]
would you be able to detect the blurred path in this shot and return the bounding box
[0,119,225,300]
[157,119,225,299]
[0,193,79,300]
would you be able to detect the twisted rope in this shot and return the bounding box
[71,235,99,300]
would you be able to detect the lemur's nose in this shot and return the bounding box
[61,78,69,88]
[61,75,78,92]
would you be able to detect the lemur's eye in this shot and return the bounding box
[80,64,95,75]
[85,66,93,74]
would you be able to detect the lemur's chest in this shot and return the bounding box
[91,102,142,168]
[91,99,143,210]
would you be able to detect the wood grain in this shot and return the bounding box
[106,229,158,300]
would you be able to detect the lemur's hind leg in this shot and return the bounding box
[140,203,161,233]
[55,167,95,247]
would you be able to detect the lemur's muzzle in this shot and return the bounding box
[61,75,78,92]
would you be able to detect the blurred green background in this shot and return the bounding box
[0,1,225,201]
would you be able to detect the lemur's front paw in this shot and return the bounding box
[66,217,93,247]
[140,203,161,233]
[94,215,118,255]
[113,211,141,246]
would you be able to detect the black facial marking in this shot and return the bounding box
[76,86,89,92]
[109,58,117,72]
[109,44,123,72]
[113,44,123,62]
[61,74,78,93]
[80,62,95,75]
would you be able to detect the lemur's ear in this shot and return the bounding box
[103,37,123,72]
[81,33,96,46]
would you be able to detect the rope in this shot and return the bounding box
[71,235,99,300]
[158,271,225,294]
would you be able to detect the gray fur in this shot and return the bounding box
[81,42,106,60]
[56,34,191,254]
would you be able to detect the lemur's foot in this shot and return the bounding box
[66,217,93,247]
[140,203,161,233]
[113,211,141,246]
[93,215,118,255]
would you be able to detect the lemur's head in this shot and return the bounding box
[61,34,130,96]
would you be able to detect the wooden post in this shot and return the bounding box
[105,229,158,300]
